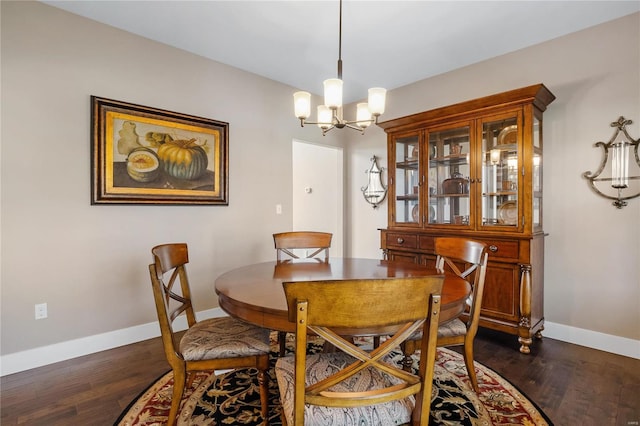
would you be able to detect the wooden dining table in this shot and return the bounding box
[215,258,471,336]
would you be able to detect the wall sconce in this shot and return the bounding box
[583,116,640,208]
[361,155,387,208]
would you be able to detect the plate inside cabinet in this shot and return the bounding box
[498,200,517,225]
[412,204,419,222]
[429,205,436,222]
[498,125,517,145]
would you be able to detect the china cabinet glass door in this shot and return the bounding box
[480,114,520,229]
[393,134,421,225]
[532,114,543,230]
[427,124,471,226]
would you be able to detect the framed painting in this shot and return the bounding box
[91,96,229,205]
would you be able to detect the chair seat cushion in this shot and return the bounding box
[275,352,414,426]
[180,317,270,361]
[409,317,467,341]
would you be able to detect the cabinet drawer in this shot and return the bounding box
[387,251,420,264]
[385,233,418,250]
[478,239,519,261]
[419,235,435,251]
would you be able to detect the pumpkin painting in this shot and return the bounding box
[157,138,208,180]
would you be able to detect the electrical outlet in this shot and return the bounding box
[35,303,47,320]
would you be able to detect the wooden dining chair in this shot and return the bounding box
[273,231,332,262]
[274,276,443,426]
[273,231,333,356]
[149,243,271,426]
[401,237,488,393]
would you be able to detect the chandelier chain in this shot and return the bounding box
[337,0,343,79]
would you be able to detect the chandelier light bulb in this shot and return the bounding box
[356,103,372,128]
[317,105,333,129]
[368,88,387,116]
[293,91,311,119]
[323,78,343,109]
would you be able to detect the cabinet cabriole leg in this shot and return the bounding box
[518,264,532,354]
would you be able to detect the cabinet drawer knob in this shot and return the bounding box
[397,238,404,244]
[489,245,498,252]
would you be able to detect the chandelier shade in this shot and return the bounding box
[317,105,332,130]
[293,0,386,135]
[323,78,343,109]
[368,88,387,115]
[356,103,372,128]
[293,91,311,119]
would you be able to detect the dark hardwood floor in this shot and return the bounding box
[1,328,638,425]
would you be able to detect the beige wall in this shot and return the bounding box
[1,2,638,368]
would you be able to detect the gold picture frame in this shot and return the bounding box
[91,96,228,205]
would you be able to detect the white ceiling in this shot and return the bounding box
[43,1,640,103]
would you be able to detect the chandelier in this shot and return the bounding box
[293,0,386,135]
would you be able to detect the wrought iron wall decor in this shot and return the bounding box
[361,155,387,208]
[583,116,640,208]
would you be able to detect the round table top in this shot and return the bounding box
[215,257,471,333]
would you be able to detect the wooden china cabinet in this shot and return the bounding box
[378,84,555,353]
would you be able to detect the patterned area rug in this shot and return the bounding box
[116,335,552,425]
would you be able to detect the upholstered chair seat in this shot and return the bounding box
[180,317,270,361]
[276,352,414,426]
[435,318,467,338]
[407,317,468,343]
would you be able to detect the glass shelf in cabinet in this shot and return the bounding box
[437,193,470,198]
[430,154,468,165]
[396,160,419,169]
[492,142,517,151]
[484,191,517,196]
[396,194,419,201]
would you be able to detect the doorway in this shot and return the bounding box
[292,140,344,257]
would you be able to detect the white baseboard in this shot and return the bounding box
[1,314,637,376]
[544,321,639,359]
[0,308,225,377]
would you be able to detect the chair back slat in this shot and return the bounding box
[273,231,332,261]
[284,278,435,327]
